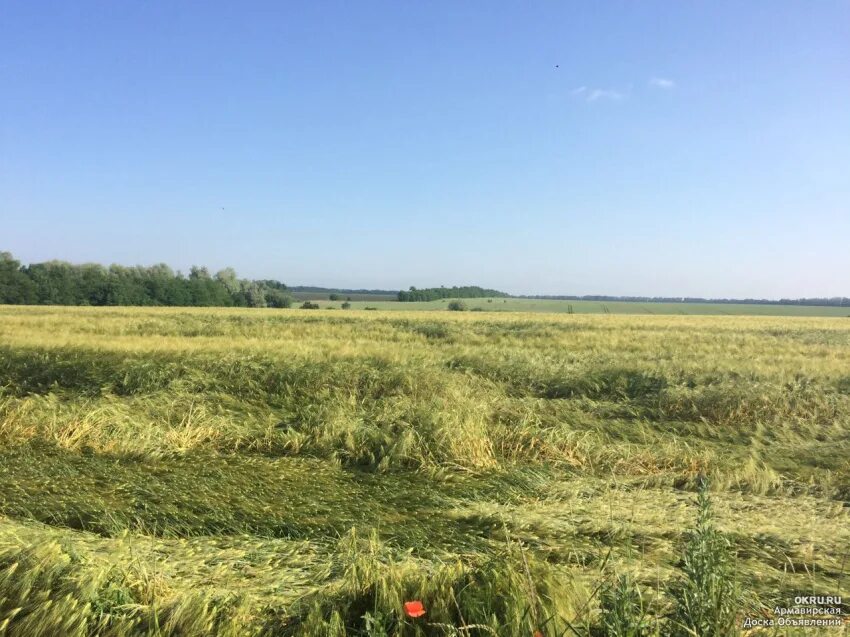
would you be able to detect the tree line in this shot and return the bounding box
[0,252,292,308]
[518,294,850,307]
[397,286,509,302]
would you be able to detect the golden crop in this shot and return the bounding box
[0,306,847,635]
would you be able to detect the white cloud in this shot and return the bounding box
[587,88,624,101]
[572,86,624,102]
[649,77,675,89]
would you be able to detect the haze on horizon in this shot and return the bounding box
[2,1,848,300]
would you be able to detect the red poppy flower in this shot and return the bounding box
[404,600,426,618]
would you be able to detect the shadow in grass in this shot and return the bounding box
[0,443,551,556]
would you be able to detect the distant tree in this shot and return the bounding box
[0,252,36,304]
[145,264,178,305]
[265,288,292,308]
[256,279,288,292]
[189,265,211,280]
[0,252,296,309]
[24,261,81,305]
[240,281,267,308]
[447,300,467,311]
[215,268,240,295]
[300,301,320,309]
[398,285,508,302]
[329,293,341,301]
[77,263,110,305]
[161,274,191,306]
[4,251,850,310]
[341,301,351,309]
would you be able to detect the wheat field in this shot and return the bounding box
[0,306,848,635]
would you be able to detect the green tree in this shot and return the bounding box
[215,268,240,295]
[189,265,211,280]
[0,252,289,309]
[0,252,36,304]
[398,285,508,302]
[264,288,292,308]
[24,261,81,305]
[240,281,267,308]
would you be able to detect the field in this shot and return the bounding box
[304,296,850,317]
[0,306,848,635]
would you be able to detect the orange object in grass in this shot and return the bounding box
[533,631,545,637]
[404,600,426,618]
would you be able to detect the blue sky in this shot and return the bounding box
[2,1,848,297]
